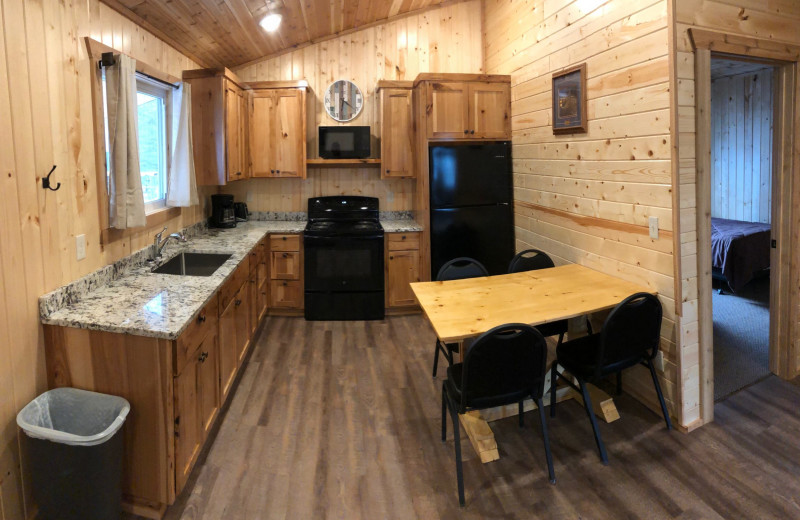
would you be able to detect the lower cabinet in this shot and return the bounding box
[268,234,303,312]
[386,232,421,310]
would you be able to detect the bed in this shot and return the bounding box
[711,217,771,293]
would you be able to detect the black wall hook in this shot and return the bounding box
[42,165,61,191]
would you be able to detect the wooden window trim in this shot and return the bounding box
[84,37,182,246]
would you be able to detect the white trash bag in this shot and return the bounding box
[17,388,130,447]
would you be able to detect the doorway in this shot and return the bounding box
[709,57,776,400]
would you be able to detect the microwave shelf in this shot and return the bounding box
[306,158,381,167]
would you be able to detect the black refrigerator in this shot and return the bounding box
[429,141,514,276]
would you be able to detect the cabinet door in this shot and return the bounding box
[469,83,511,139]
[258,278,269,320]
[239,90,250,178]
[273,89,305,178]
[250,91,275,177]
[225,84,243,181]
[174,359,201,494]
[386,249,420,307]
[270,251,301,280]
[248,272,258,337]
[197,331,220,439]
[381,89,414,178]
[218,299,238,401]
[269,280,303,308]
[426,82,469,139]
[234,286,251,365]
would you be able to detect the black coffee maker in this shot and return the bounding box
[210,194,236,228]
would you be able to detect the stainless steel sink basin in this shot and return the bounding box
[152,253,232,276]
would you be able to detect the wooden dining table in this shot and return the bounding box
[410,263,656,463]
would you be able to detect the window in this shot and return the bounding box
[101,71,172,214]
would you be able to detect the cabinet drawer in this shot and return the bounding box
[387,232,420,251]
[270,234,300,252]
[269,280,303,308]
[219,258,250,312]
[271,251,301,280]
[175,294,219,375]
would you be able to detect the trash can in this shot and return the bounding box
[16,388,130,520]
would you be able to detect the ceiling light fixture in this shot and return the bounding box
[259,3,282,33]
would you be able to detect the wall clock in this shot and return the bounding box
[324,79,363,122]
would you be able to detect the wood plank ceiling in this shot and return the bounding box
[101,0,449,69]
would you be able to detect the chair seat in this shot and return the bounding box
[556,334,642,381]
[445,363,533,410]
[535,320,568,339]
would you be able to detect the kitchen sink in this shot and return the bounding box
[151,252,232,277]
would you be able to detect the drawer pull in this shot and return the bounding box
[197,314,206,323]
[282,236,287,241]
[282,253,289,258]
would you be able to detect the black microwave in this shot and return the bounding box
[318,126,371,159]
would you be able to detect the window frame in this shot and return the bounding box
[86,37,182,245]
[135,75,172,215]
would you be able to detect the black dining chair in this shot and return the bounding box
[549,292,671,465]
[432,257,489,378]
[507,249,571,347]
[442,323,555,506]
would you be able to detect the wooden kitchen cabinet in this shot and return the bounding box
[417,75,511,140]
[184,68,250,185]
[250,85,307,179]
[386,232,421,310]
[378,83,414,178]
[268,233,303,312]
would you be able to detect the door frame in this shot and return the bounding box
[691,28,800,424]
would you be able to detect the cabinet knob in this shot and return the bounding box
[197,313,206,323]
[199,352,208,363]
[386,169,390,173]
[470,130,475,135]
[463,129,469,134]
[235,299,242,306]
[389,256,394,260]
[282,237,287,241]
[282,253,289,258]
[276,170,281,174]
[282,282,287,286]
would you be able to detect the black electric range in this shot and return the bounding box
[303,196,385,320]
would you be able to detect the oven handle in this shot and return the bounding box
[305,234,385,244]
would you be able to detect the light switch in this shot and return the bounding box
[648,216,659,239]
[76,234,86,261]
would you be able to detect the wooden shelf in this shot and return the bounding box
[306,158,381,167]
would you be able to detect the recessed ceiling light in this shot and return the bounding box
[260,12,282,32]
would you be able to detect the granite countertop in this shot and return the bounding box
[40,217,422,340]
[41,222,302,340]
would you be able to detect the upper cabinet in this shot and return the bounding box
[417,74,511,140]
[250,84,307,179]
[378,81,414,179]
[184,68,251,185]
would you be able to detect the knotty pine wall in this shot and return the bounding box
[711,69,773,224]
[0,1,207,517]
[230,0,484,212]
[676,0,800,412]
[482,0,688,424]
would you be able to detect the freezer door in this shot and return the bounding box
[430,204,514,277]
[429,142,512,207]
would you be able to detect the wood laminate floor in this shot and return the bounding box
[138,315,800,520]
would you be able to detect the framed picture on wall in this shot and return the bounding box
[552,63,587,134]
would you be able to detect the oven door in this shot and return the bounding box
[304,235,385,292]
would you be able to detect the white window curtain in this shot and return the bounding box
[167,83,199,207]
[106,54,146,229]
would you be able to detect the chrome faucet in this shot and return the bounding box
[152,226,187,260]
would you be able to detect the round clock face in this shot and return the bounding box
[324,80,363,122]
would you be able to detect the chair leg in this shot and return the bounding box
[647,360,673,431]
[441,383,447,442]
[535,398,556,484]
[550,363,559,417]
[450,406,466,506]
[616,372,623,396]
[432,340,441,378]
[519,401,525,428]
[578,379,609,465]
[556,332,565,348]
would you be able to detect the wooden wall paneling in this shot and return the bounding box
[710,69,773,223]
[483,0,683,424]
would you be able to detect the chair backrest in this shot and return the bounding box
[436,257,489,281]
[459,324,548,411]
[595,293,663,375]
[507,249,555,273]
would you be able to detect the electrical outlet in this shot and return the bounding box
[76,234,86,261]
[246,191,254,203]
[649,216,659,239]
[654,351,665,372]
